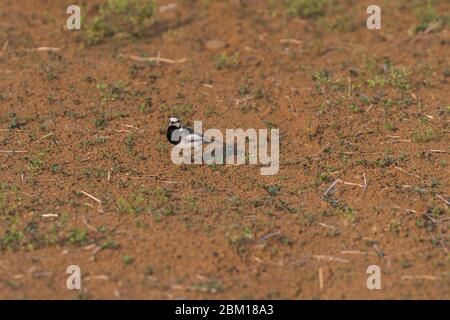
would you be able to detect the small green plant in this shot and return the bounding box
[284,0,328,18]
[100,239,119,250]
[161,206,175,216]
[123,255,134,265]
[68,229,88,245]
[1,226,23,250]
[412,128,435,143]
[153,187,170,203]
[138,98,152,114]
[312,69,331,92]
[343,207,356,222]
[348,103,361,113]
[171,104,194,118]
[136,219,150,230]
[85,0,158,44]
[79,137,108,147]
[228,227,254,254]
[411,0,440,34]
[238,84,251,96]
[389,219,401,234]
[215,53,239,70]
[118,193,146,214]
[204,106,218,117]
[330,12,356,32]
[367,75,385,88]
[375,156,395,168]
[263,185,281,197]
[366,61,412,92]
[42,10,55,24]
[318,173,331,182]
[400,259,412,269]
[191,280,223,293]
[0,185,20,217]
[384,123,396,132]
[388,67,412,91]
[125,134,137,155]
[28,152,46,173]
[97,80,128,102]
[50,164,60,173]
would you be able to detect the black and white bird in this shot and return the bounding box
[166,116,210,151]
[166,116,243,162]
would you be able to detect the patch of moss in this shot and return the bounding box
[85,0,158,45]
[411,0,439,34]
[284,0,329,18]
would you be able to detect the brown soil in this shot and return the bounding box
[0,0,449,299]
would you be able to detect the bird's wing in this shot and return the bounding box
[179,127,193,137]
[182,133,204,143]
[169,127,191,142]
[184,127,194,134]
[176,126,213,144]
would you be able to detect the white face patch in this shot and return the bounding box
[169,118,182,129]
[169,117,181,126]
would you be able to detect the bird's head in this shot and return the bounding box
[168,116,182,128]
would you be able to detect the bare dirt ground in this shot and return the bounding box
[0,0,449,299]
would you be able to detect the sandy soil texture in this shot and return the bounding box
[0,0,449,299]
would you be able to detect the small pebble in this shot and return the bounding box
[205,39,227,51]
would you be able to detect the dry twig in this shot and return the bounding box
[119,54,187,64]
[401,275,439,281]
[429,149,447,153]
[25,47,61,52]
[158,3,178,13]
[311,143,330,157]
[323,178,341,197]
[33,132,54,144]
[313,255,350,263]
[79,190,103,212]
[0,40,8,58]
[106,128,132,133]
[79,190,101,204]
[0,150,27,153]
[436,194,449,206]
[280,38,303,46]
[341,250,376,256]
[318,268,324,290]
